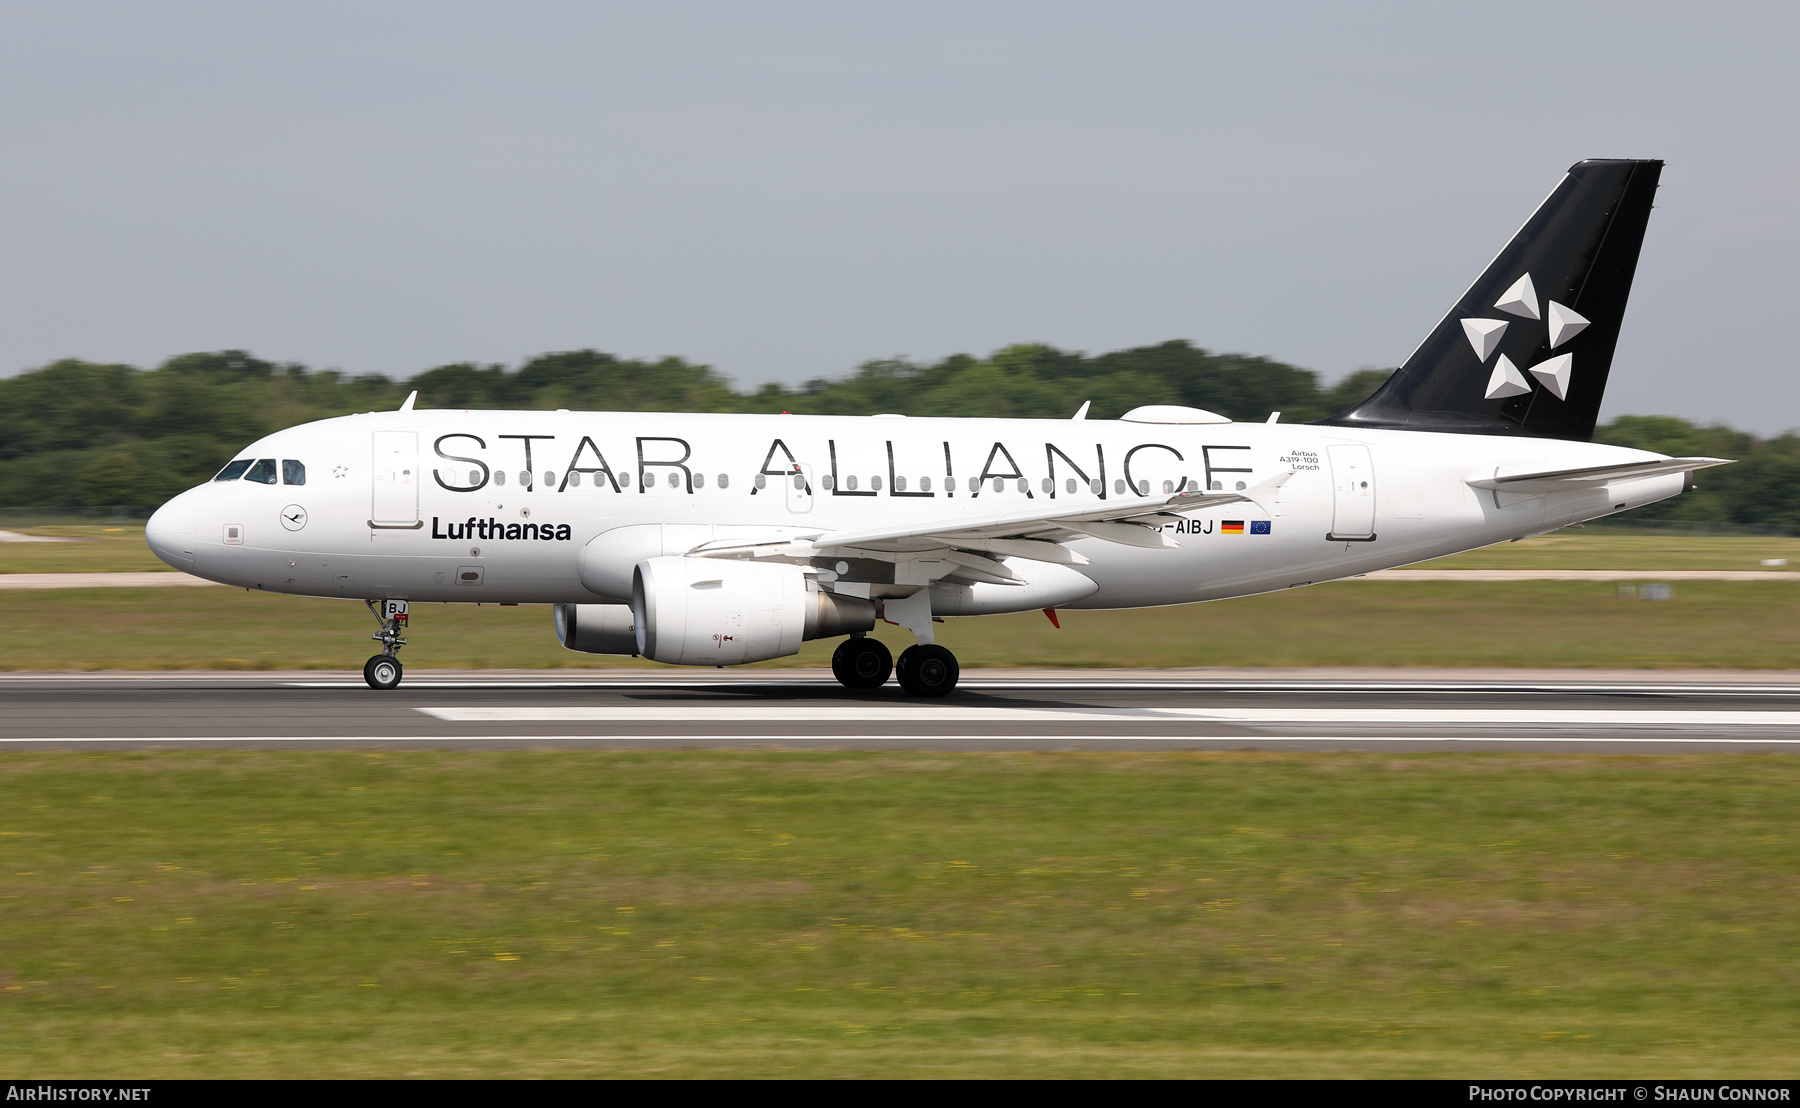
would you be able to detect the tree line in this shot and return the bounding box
[0,342,1786,530]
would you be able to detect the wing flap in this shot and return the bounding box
[812,470,1293,553]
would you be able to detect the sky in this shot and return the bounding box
[0,2,1794,430]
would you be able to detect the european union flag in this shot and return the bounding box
[1250,520,1272,535]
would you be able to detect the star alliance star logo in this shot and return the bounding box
[1461,273,1590,400]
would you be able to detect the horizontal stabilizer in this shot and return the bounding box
[1467,457,1732,493]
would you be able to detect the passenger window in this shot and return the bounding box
[693,473,705,489]
[755,474,766,489]
[1114,479,1126,495]
[992,478,1004,493]
[846,475,858,491]
[244,459,278,485]
[568,471,582,487]
[920,476,931,492]
[1066,478,1077,494]
[718,473,729,489]
[871,476,882,491]
[283,460,306,485]
[894,476,907,492]
[944,476,956,492]
[494,470,506,487]
[214,459,253,482]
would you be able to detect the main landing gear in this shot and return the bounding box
[830,635,960,697]
[896,643,959,698]
[831,635,892,689]
[363,599,408,690]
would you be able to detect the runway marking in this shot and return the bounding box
[8,568,1794,588]
[280,679,1800,695]
[4,734,1800,746]
[417,706,1800,727]
[1360,569,1800,582]
[0,572,220,588]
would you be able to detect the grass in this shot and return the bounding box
[1,749,1795,1077]
[6,526,1800,577]
[0,525,168,573]
[2,579,1798,671]
[5,527,1800,671]
[1416,532,1800,571]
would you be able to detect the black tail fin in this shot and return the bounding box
[1318,158,1662,441]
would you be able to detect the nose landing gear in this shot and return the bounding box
[363,599,408,690]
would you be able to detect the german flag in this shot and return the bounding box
[1220,520,1245,535]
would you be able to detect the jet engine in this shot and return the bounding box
[569,557,874,665]
[553,602,639,655]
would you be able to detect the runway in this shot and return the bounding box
[5,669,1800,751]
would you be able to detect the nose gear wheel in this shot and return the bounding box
[364,654,403,690]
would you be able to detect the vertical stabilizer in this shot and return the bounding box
[1319,159,1662,441]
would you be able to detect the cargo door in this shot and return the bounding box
[1327,444,1376,541]
[371,431,421,527]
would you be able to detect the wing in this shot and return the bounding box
[684,471,1294,586]
[1467,457,1732,493]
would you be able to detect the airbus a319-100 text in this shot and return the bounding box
[144,159,1727,693]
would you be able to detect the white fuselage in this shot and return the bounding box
[145,408,1682,610]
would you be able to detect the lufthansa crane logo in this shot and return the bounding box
[1461,273,1590,401]
[280,505,308,532]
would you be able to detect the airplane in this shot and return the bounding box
[144,158,1728,694]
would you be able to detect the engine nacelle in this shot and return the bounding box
[630,556,876,666]
[578,523,815,602]
[553,602,638,655]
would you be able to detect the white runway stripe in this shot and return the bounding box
[4,734,1800,745]
[416,705,1800,727]
[284,679,1800,694]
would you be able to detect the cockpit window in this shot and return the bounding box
[282,460,306,486]
[214,459,253,482]
[244,459,278,485]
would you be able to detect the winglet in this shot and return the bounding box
[1072,401,1091,421]
[399,390,418,412]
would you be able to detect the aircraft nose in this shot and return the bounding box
[145,492,198,571]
